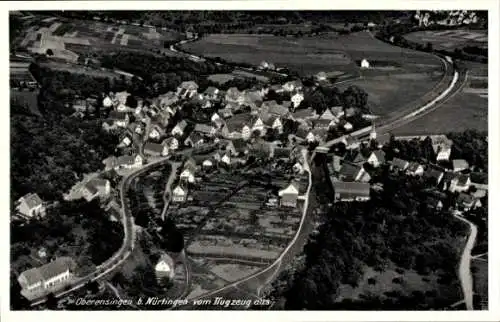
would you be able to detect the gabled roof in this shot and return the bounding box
[319,109,336,120]
[144,142,165,155]
[407,162,423,172]
[455,174,470,186]
[333,181,370,197]
[424,168,443,180]
[179,81,198,90]
[183,158,197,172]
[370,150,386,163]
[457,192,474,205]
[186,131,205,144]
[109,111,128,121]
[392,157,409,169]
[262,100,290,116]
[194,123,215,135]
[204,86,219,96]
[173,185,186,195]
[452,159,469,170]
[339,162,363,181]
[225,113,254,133]
[174,120,188,131]
[20,257,75,286]
[20,193,43,209]
[83,181,99,195]
[278,181,300,196]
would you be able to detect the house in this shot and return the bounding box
[319,109,337,121]
[158,91,179,108]
[18,257,76,297]
[171,120,188,137]
[426,196,444,210]
[203,86,220,100]
[162,137,179,151]
[457,193,482,211]
[251,115,266,134]
[116,154,143,170]
[226,139,249,156]
[144,142,169,157]
[211,112,221,122]
[407,162,424,176]
[329,155,343,173]
[16,193,45,219]
[184,131,205,148]
[316,71,328,82]
[180,158,197,183]
[176,81,198,99]
[449,174,471,193]
[347,151,367,165]
[250,141,274,159]
[103,96,113,108]
[312,118,333,130]
[225,87,245,104]
[118,134,132,148]
[332,181,371,202]
[202,159,213,169]
[367,150,386,167]
[223,114,253,139]
[221,153,231,165]
[109,111,129,127]
[374,133,392,148]
[345,107,357,118]
[128,122,144,135]
[193,123,216,137]
[424,168,444,185]
[293,162,304,175]
[391,157,409,171]
[218,108,234,119]
[339,163,371,182]
[452,159,470,172]
[172,185,187,203]
[82,178,111,202]
[155,254,176,281]
[263,115,283,134]
[261,100,290,117]
[360,58,370,68]
[283,80,303,93]
[431,135,453,161]
[148,125,166,140]
[310,128,328,143]
[341,136,360,150]
[330,106,345,118]
[278,181,300,208]
[343,121,353,132]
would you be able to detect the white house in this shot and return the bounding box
[180,159,197,183]
[172,185,187,203]
[103,96,113,108]
[144,142,169,157]
[291,92,304,110]
[360,58,370,69]
[109,111,129,128]
[18,257,76,297]
[278,182,300,208]
[202,159,213,169]
[171,120,188,137]
[367,150,386,168]
[449,175,472,193]
[306,131,316,143]
[221,154,231,165]
[82,178,111,202]
[116,154,143,170]
[176,81,198,99]
[155,254,175,281]
[407,162,424,176]
[16,193,45,219]
[251,116,266,134]
[163,137,179,151]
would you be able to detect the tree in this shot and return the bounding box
[46,49,54,56]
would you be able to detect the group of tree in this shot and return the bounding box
[299,84,369,115]
[267,156,469,310]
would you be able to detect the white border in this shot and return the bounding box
[2,1,499,322]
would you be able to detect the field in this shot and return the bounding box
[38,61,123,79]
[472,257,488,309]
[182,32,442,76]
[184,32,445,116]
[393,62,488,135]
[19,18,183,62]
[404,29,488,51]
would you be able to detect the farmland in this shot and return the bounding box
[167,161,309,299]
[404,29,488,51]
[18,18,183,62]
[392,62,488,135]
[181,32,442,76]
[183,32,446,116]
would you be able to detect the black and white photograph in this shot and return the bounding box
[5,1,499,320]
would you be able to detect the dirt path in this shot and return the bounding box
[454,214,478,310]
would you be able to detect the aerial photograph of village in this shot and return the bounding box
[9,9,489,312]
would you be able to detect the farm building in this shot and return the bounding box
[339,163,371,183]
[144,142,169,157]
[81,178,111,202]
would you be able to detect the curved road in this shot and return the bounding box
[454,213,478,310]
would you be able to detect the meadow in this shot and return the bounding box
[404,29,487,51]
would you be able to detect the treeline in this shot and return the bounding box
[267,160,468,310]
[376,22,488,63]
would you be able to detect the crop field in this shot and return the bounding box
[392,63,488,135]
[20,18,182,61]
[182,32,441,76]
[404,29,488,51]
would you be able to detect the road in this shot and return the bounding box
[454,213,478,311]
[176,148,313,307]
[30,156,173,306]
